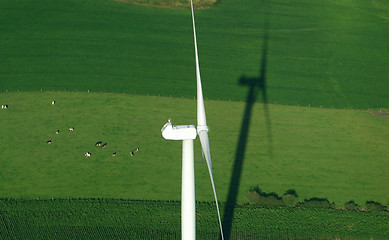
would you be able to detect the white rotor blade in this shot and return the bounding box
[191,1,223,238]
[198,130,224,240]
[191,0,207,127]
[198,130,212,171]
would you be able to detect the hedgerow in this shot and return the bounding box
[345,200,359,211]
[366,201,387,212]
[247,188,387,212]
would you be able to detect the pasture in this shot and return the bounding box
[1,92,388,206]
[0,0,388,109]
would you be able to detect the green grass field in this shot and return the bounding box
[0,0,388,109]
[1,92,388,207]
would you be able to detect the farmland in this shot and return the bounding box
[0,91,388,205]
[1,199,388,239]
[1,0,388,108]
[0,0,389,239]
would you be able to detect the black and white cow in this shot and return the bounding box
[56,130,59,134]
[1,104,8,109]
[95,141,102,147]
[84,152,91,157]
[69,127,74,131]
[101,143,107,148]
[112,152,116,156]
[130,151,134,156]
[134,147,139,152]
[46,140,52,144]
[52,101,55,105]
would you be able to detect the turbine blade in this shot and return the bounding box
[191,0,207,127]
[198,130,224,240]
[198,130,212,171]
[192,2,223,238]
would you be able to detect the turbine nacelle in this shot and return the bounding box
[161,119,197,140]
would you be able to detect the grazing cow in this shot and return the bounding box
[101,143,107,148]
[56,130,59,134]
[112,152,116,156]
[1,104,8,109]
[130,151,134,156]
[69,127,74,131]
[84,152,91,157]
[52,101,55,105]
[95,141,102,147]
[46,140,52,144]
[134,147,139,152]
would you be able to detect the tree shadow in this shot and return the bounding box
[221,14,272,240]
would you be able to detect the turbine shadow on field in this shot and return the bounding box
[222,14,272,240]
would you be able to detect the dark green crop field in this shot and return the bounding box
[1,199,388,239]
[1,0,388,108]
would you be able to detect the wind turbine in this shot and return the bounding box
[161,1,224,239]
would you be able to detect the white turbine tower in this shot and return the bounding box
[161,1,224,239]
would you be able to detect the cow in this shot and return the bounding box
[1,105,8,109]
[84,152,91,157]
[46,140,52,144]
[112,152,116,156]
[101,143,107,148]
[95,141,102,147]
[130,151,134,156]
[69,127,74,131]
[134,147,139,152]
[52,101,55,105]
[56,130,59,134]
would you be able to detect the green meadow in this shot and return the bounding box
[0,0,388,109]
[1,92,388,207]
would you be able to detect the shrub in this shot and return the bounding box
[365,201,386,212]
[284,189,298,197]
[247,191,260,204]
[344,200,359,211]
[247,186,262,204]
[247,186,284,207]
[300,198,334,209]
[282,190,299,208]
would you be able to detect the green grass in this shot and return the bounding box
[1,199,388,239]
[1,92,388,206]
[0,0,388,109]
